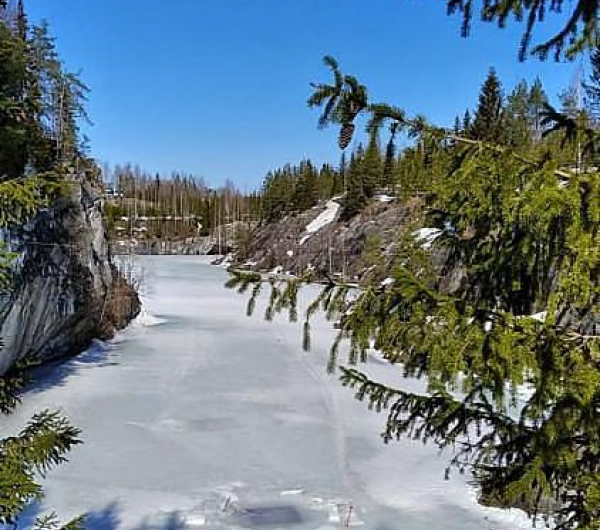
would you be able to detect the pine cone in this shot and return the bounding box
[338,123,355,150]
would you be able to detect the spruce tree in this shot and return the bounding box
[361,131,382,197]
[0,20,28,177]
[307,56,368,150]
[15,0,25,41]
[382,123,398,189]
[504,80,531,148]
[292,159,318,211]
[462,109,472,135]
[453,115,461,134]
[472,68,505,143]
[337,151,347,194]
[584,47,600,121]
[341,150,367,219]
[528,78,548,142]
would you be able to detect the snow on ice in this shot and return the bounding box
[2,256,535,530]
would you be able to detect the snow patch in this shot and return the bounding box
[413,227,442,249]
[4,256,536,530]
[182,514,206,527]
[375,193,395,203]
[305,200,340,234]
[299,234,311,246]
[134,305,166,327]
[527,311,547,322]
[380,277,394,288]
[327,502,363,526]
[280,489,305,496]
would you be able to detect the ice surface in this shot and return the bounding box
[4,256,534,530]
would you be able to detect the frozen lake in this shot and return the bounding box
[4,256,533,530]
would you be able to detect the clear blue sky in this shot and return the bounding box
[26,0,583,188]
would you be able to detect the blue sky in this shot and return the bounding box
[26,0,583,188]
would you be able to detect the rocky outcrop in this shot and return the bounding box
[235,197,423,282]
[0,179,140,376]
[129,236,231,256]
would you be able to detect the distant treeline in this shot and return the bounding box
[102,164,261,240]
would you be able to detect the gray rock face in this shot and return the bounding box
[236,198,422,281]
[0,179,140,376]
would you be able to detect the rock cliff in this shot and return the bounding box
[0,178,140,375]
[235,197,424,282]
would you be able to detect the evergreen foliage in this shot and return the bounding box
[471,68,505,143]
[529,78,549,141]
[340,149,368,220]
[504,79,550,148]
[440,0,598,60]
[584,47,600,121]
[0,19,28,178]
[262,69,560,224]
[504,80,532,147]
[463,109,472,133]
[382,123,398,188]
[0,411,82,528]
[260,160,343,222]
[307,56,368,150]
[230,57,600,530]
[361,132,382,197]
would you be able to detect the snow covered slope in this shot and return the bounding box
[3,257,532,530]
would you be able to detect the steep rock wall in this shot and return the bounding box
[0,179,140,375]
